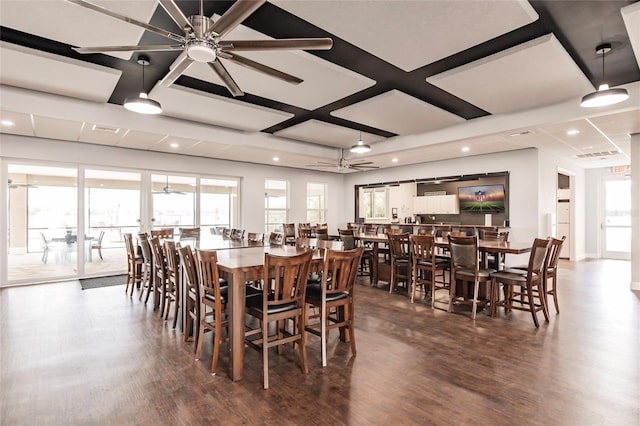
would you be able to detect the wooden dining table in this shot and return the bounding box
[205,245,323,382]
[354,232,533,285]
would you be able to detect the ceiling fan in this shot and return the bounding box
[66,0,333,97]
[307,149,379,172]
[7,179,37,189]
[154,176,185,195]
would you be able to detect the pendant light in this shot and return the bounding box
[350,131,371,153]
[580,43,629,108]
[124,55,162,115]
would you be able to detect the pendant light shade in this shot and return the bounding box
[350,132,371,153]
[580,43,629,108]
[125,55,162,115]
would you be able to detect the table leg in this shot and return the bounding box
[228,270,246,381]
[371,242,379,286]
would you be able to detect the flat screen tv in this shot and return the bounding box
[458,184,506,212]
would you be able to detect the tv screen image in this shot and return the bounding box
[458,184,506,212]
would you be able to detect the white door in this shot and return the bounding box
[602,177,631,260]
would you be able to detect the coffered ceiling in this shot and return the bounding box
[1,0,639,173]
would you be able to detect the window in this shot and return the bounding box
[151,174,196,231]
[265,179,288,234]
[307,182,327,224]
[361,187,388,219]
[200,177,239,234]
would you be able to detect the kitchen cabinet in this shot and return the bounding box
[413,195,459,214]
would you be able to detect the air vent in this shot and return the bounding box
[91,124,120,133]
[576,150,619,158]
[509,130,532,137]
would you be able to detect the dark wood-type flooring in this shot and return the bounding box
[1,259,639,425]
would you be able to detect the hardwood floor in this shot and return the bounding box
[1,259,638,425]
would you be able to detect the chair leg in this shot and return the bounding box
[172,294,180,329]
[525,285,540,327]
[299,311,309,375]
[160,284,167,318]
[471,280,479,320]
[448,278,456,313]
[263,319,270,390]
[347,303,356,357]
[321,300,327,367]
[411,266,417,303]
[195,320,205,361]
[551,275,559,314]
[211,317,221,375]
[98,247,103,260]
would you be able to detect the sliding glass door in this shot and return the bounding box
[84,169,141,277]
[7,164,78,283]
[602,176,631,260]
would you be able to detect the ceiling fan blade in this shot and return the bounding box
[306,164,334,168]
[157,51,194,87]
[209,0,266,38]
[224,53,303,84]
[158,0,192,32]
[73,44,183,54]
[349,161,374,166]
[209,59,244,97]
[224,38,333,51]
[66,0,185,42]
[350,165,379,170]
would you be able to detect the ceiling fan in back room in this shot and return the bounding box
[66,0,333,97]
[307,149,380,172]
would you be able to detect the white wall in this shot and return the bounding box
[0,134,347,233]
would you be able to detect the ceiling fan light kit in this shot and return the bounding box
[580,43,629,108]
[124,55,163,115]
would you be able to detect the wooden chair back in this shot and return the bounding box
[247,232,264,243]
[298,227,312,238]
[433,225,451,237]
[230,228,244,239]
[447,235,478,272]
[387,233,410,261]
[178,244,200,343]
[481,230,509,241]
[363,224,377,234]
[268,232,284,246]
[195,249,225,311]
[338,228,356,250]
[262,250,313,310]
[151,228,174,239]
[322,247,363,295]
[409,234,437,262]
[318,239,343,252]
[416,226,434,235]
[384,228,404,235]
[222,228,231,238]
[296,237,318,249]
[179,227,201,239]
[315,227,329,240]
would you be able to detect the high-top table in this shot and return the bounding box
[208,245,322,382]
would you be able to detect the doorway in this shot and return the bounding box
[601,176,631,260]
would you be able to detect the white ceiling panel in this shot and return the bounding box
[426,34,594,114]
[149,85,293,131]
[151,135,201,154]
[274,120,385,148]
[116,130,167,150]
[331,89,465,135]
[79,123,124,145]
[180,140,233,158]
[32,115,83,141]
[622,2,640,67]
[182,21,375,110]
[0,0,157,60]
[0,111,34,137]
[272,0,538,72]
[0,43,122,103]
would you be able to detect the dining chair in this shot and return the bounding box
[298,227,312,238]
[315,227,329,241]
[543,236,566,314]
[247,232,264,243]
[489,238,550,327]
[150,228,174,239]
[305,247,363,367]
[230,228,245,240]
[149,236,168,312]
[92,230,105,260]
[123,233,142,297]
[179,227,201,239]
[178,245,200,348]
[136,232,153,302]
[283,223,296,245]
[481,230,510,270]
[40,232,52,264]
[163,240,180,328]
[416,226,434,236]
[447,235,495,319]
[388,233,411,293]
[222,228,231,238]
[338,228,374,284]
[268,232,284,246]
[245,250,313,389]
[409,234,450,306]
[194,249,229,375]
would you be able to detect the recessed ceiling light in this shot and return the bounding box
[391,158,398,163]
[273,156,279,161]
[567,129,580,136]
[1,119,15,127]
[169,142,179,148]
[461,146,470,153]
